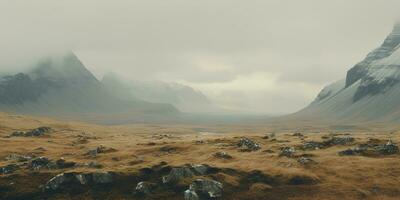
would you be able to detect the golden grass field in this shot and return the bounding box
[0,112,399,200]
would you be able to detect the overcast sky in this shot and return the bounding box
[1,0,400,114]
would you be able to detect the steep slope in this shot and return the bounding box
[294,22,400,122]
[102,73,221,113]
[0,53,178,120]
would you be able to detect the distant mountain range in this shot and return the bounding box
[293,22,400,122]
[101,73,221,114]
[0,53,179,122]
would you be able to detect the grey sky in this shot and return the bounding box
[1,0,400,114]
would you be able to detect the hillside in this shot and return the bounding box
[0,53,179,122]
[293,22,400,122]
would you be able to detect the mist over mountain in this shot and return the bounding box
[294,22,400,122]
[0,53,179,122]
[101,73,222,114]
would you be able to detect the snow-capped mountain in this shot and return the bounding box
[294,22,400,122]
[0,53,178,120]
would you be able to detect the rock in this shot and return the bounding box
[214,151,233,159]
[135,181,156,195]
[26,127,52,136]
[302,141,325,150]
[5,154,33,162]
[92,172,113,184]
[297,157,316,165]
[0,164,19,174]
[44,173,68,191]
[324,136,355,146]
[184,189,199,200]
[279,147,296,157]
[192,164,209,175]
[86,145,117,157]
[237,138,261,151]
[339,140,398,156]
[189,179,223,198]
[10,127,52,137]
[163,167,195,183]
[376,140,399,155]
[29,156,53,170]
[75,174,91,185]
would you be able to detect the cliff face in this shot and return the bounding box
[294,22,400,122]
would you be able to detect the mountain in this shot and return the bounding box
[101,73,221,113]
[0,52,179,122]
[293,22,400,122]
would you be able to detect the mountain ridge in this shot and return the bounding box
[292,22,400,122]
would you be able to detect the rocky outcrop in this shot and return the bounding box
[237,138,261,152]
[10,127,52,137]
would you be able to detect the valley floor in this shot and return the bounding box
[0,113,399,200]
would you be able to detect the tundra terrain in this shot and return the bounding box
[0,112,399,200]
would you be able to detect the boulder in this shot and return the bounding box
[92,172,113,184]
[75,174,91,185]
[213,151,233,159]
[188,179,223,198]
[302,141,325,150]
[29,156,54,170]
[162,167,195,184]
[0,164,19,174]
[162,164,209,184]
[135,181,156,195]
[324,137,355,146]
[5,154,33,162]
[376,140,399,155]
[297,157,316,165]
[237,138,261,151]
[44,173,68,191]
[279,147,296,157]
[184,189,200,200]
[10,127,52,137]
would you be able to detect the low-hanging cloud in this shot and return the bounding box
[1,0,400,114]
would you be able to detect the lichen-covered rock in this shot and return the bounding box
[92,172,113,184]
[10,127,52,137]
[86,145,116,157]
[162,167,195,183]
[279,147,296,157]
[184,189,199,200]
[214,151,233,159]
[5,154,33,162]
[376,140,399,155]
[237,138,261,151]
[135,181,156,195]
[297,157,316,165]
[75,174,91,185]
[191,164,209,175]
[302,141,325,150]
[29,156,53,170]
[324,137,355,146]
[189,179,223,198]
[0,164,19,174]
[44,173,68,191]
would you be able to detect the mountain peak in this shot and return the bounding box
[29,52,99,84]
